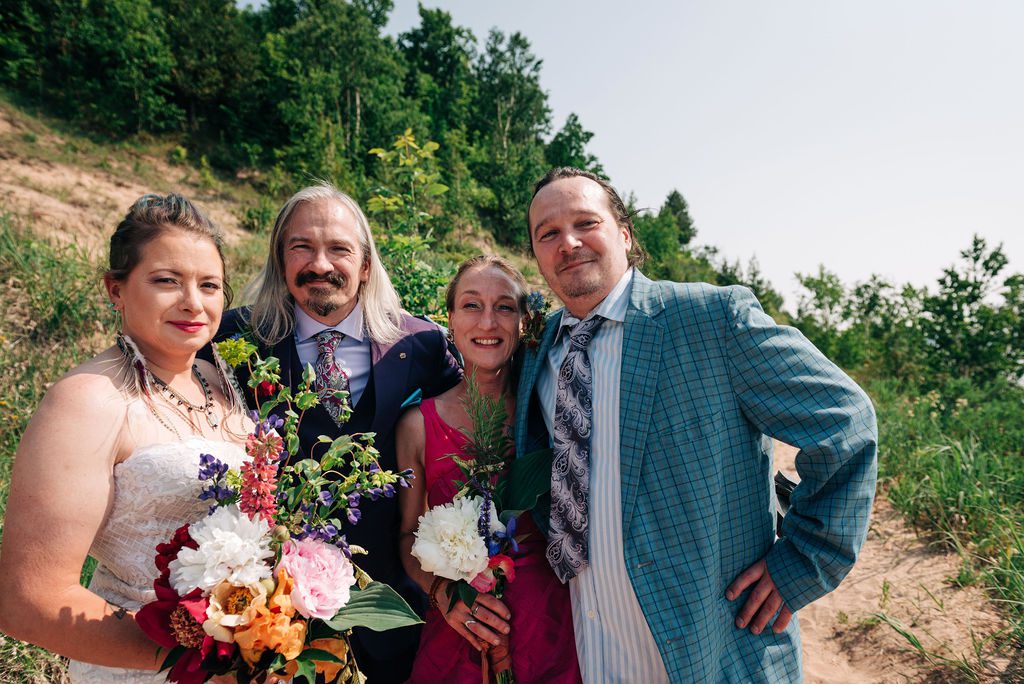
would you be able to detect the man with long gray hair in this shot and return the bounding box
[212,182,461,682]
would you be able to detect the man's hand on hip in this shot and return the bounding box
[725,558,793,634]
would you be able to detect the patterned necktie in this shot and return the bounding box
[547,315,605,583]
[313,330,350,427]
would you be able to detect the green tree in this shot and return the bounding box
[470,29,551,244]
[398,5,477,140]
[662,190,697,247]
[921,235,1024,384]
[153,0,255,133]
[545,113,604,176]
[792,266,857,364]
[0,1,46,92]
[260,0,419,185]
[50,0,182,133]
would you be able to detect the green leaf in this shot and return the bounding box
[453,580,478,611]
[296,647,344,665]
[158,645,186,672]
[502,447,553,512]
[291,657,315,683]
[426,182,449,197]
[295,390,319,411]
[321,581,423,632]
[302,362,316,386]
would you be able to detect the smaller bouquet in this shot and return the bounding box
[136,339,421,683]
[410,378,551,684]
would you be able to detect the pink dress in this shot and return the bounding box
[407,399,582,684]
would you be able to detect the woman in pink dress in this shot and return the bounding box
[397,256,581,683]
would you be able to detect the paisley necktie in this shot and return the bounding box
[313,330,350,427]
[546,315,605,583]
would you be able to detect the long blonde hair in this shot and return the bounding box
[242,182,405,346]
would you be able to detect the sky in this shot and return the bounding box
[384,1,1024,308]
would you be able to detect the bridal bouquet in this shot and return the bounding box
[135,337,421,684]
[410,378,551,684]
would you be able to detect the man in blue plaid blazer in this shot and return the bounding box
[515,168,878,682]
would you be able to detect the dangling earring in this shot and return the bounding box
[109,300,123,331]
[446,327,454,343]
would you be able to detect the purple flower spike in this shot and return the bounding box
[347,493,360,507]
[382,484,395,498]
[322,524,338,537]
[319,490,334,506]
[347,508,362,525]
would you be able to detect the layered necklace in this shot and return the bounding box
[116,333,222,438]
[149,365,220,429]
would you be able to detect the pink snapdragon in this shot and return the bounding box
[239,429,283,523]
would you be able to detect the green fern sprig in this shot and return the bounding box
[451,374,514,495]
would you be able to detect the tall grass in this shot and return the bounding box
[871,378,1024,643]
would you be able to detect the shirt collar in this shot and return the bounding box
[293,301,366,343]
[558,267,634,336]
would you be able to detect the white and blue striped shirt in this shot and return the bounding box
[537,268,670,684]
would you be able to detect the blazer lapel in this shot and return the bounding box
[619,272,664,532]
[371,335,412,433]
[271,333,304,392]
[515,311,562,457]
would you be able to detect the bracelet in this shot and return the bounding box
[428,576,445,611]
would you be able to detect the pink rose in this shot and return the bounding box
[469,570,497,593]
[277,539,356,619]
[488,554,516,584]
[469,554,516,593]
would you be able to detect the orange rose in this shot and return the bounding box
[234,569,307,666]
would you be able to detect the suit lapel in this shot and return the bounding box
[515,311,562,457]
[371,335,412,433]
[273,333,303,391]
[619,272,664,532]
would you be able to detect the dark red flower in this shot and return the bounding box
[155,524,197,587]
[256,381,279,401]
[136,584,235,684]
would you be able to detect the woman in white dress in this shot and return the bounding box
[0,194,251,682]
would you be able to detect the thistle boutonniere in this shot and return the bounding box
[522,291,549,349]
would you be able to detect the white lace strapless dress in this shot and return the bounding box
[67,436,247,683]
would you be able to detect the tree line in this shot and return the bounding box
[3,1,1021,392]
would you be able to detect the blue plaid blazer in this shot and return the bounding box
[514,272,878,683]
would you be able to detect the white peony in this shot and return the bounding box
[411,496,505,582]
[169,505,274,596]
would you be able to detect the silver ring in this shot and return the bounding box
[464,619,478,628]
[471,603,480,617]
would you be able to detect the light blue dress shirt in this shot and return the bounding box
[537,268,670,684]
[293,302,371,407]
